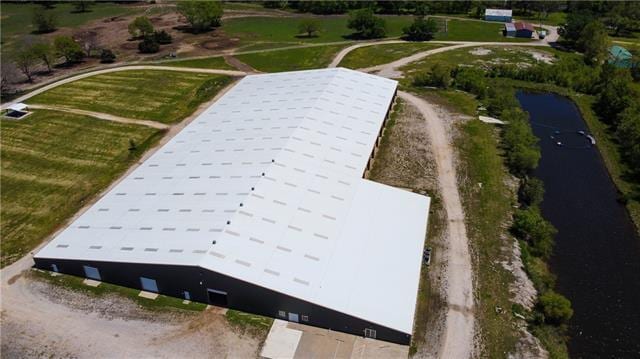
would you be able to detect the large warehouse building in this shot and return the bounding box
[34,68,430,345]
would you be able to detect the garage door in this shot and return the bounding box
[140,277,159,292]
[83,265,101,280]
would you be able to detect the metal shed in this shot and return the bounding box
[504,23,516,37]
[514,22,535,38]
[485,9,513,22]
[608,46,633,68]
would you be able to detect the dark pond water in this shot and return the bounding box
[516,92,640,358]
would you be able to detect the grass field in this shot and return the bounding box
[159,57,236,70]
[222,15,413,44]
[236,45,347,72]
[1,2,142,55]
[1,110,164,267]
[515,12,567,26]
[433,18,533,42]
[339,42,443,69]
[28,70,232,123]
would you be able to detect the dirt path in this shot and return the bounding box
[224,55,260,73]
[1,66,246,110]
[328,40,404,67]
[27,104,170,129]
[398,91,475,359]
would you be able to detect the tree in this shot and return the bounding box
[32,7,57,34]
[73,0,93,13]
[402,16,438,41]
[53,36,83,64]
[616,106,640,179]
[453,67,487,98]
[298,19,321,38]
[561,10,596,44]
[154,30,173,44]
[176,1,223,33]
[31,42,55,73]
[128,16,154,39]
[138,37,159,54]
[262,1,287,9]
[414,63,451,88]
[100,49,116,63]
[595,66,633,126]
[75,30,99,57]
[578,21,610,66]
[12,46,39,82]
[347,8,386,39]
[538,291,573,325]
[519,177,545,207]
[512,207,556,258]
[501,108,541,176]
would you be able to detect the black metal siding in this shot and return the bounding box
[34,257,412,345]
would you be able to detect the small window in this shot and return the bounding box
[301,315,309,322]
[278,310,286,318]
[51,264,59,272]
[183,291,191,300]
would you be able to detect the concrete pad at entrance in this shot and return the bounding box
[82,279,101,287]
[261,319,303,359]
[138,291,159,299]
[261,320,409,359]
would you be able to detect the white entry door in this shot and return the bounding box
[288,312,299,323]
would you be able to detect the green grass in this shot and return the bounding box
[28,70,232,123]
[338,42,443,69]
[159,56,236,70]
[222,15,413,44]
[31,269,206,312]
[1,2,142,55]
[225,309,274,336]
[1,110,164,267]
[236,45,347,72]
[455,117,521,358]
[433,19,533,42]
[515,12,567,26]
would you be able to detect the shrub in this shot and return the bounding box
[413,63,451,88]
[138,37,159,54]
[32,7,57,34]
[100,49,116,63]
[453,67,487,98]
[402,16,438,41]
[519,177,545,207]
[538,291,573,325]
[154,30,173,44]
[347,8,386,39]
[512,207,557,258]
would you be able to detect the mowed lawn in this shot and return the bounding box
[161,56,236,70]
[1,110,164,267]
[28,70,232,123]
[236,45,347,72]
[223,15,414,44]
[339,42,444,69]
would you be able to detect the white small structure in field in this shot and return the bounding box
[4,103,30,119]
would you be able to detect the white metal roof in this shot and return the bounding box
[486,8,513,17]
[8,103,27,111]
[36,68,430,334]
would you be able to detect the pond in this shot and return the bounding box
[516,91,640,357]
